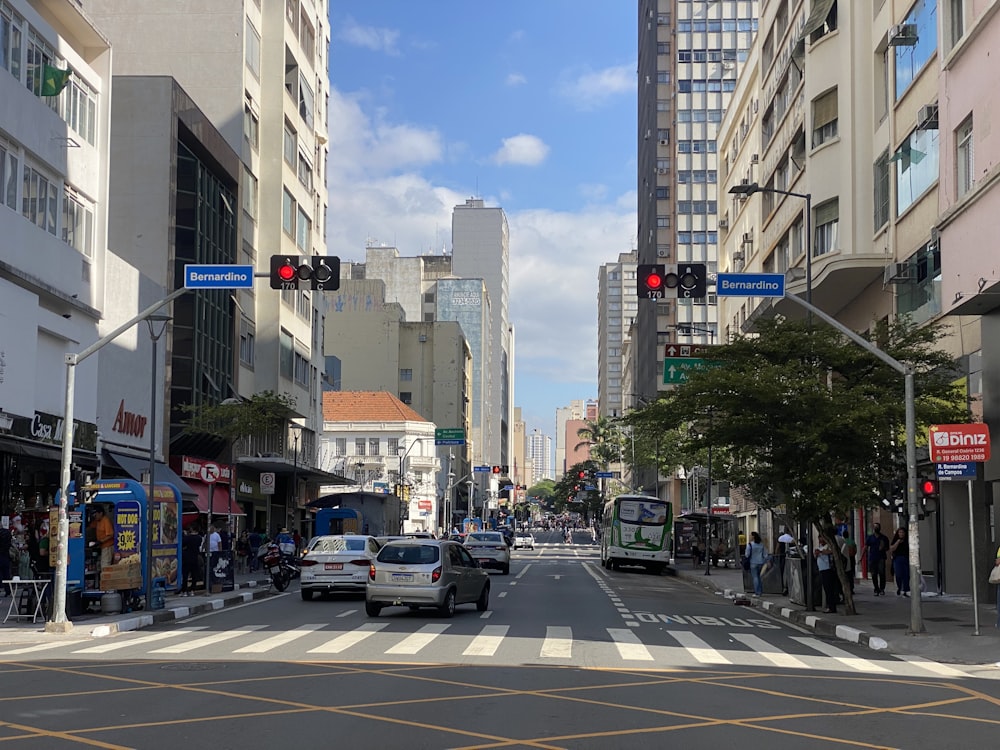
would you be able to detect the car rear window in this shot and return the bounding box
[467,533,501,543]
[310,537,365,552]
[377,544,440,565]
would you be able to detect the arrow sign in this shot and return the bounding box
[664,343,717,358]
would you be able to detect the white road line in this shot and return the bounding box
[792,636,891,672]
[730,633,810,669]
[607,628,654,661]
[664,630,732,664]
[0,640,88,655]
[515,564,532,579]
[462,625,509,657]
[540,626,573,658]
[73,627,208,654]
[896,655,969,678]
[233,624,327,654]
[307,622,388,654]
[149,625,267,654]
[480,611,493,619]
[335,610,356,618]
[385,624,450,654]
[497,591,508,598]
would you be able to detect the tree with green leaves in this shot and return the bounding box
[626,317,966,614]
[574,416,624,469]
[180,391,297,447]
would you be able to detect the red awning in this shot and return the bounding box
[186,483,245,516]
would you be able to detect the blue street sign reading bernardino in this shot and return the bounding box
[184,264,254,289]
[716,272,785,297]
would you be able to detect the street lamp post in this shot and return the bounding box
[289,424,302,534]
[144,314,170,610]
[729,181,815,609]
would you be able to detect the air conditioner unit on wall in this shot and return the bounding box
[718,218,729,229]
[657,248,670,257]
[888,23,918,46]
[883,262,913,284]
[750,153,759,164]
[657,168,669,175]
[659,139,668,146]
[917,103,939,130]
[741,233,753,244]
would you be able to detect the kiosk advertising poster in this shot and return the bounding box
[114,501,141,563]
[151,485,180,590]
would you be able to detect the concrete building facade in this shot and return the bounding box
[597,251,637,419]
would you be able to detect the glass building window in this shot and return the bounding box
[1,6,23,80]
[282,188,295,235]
[283,120,297,166]
[895,0,937,100]
[21,162,57,234]
[873,150,890,230]
[956,115,974,198]
[812,88,838,147]
[61,187,93,257]
[239,316,255,366]
[894,127,939,214]
[245,17,261,79]
[279,329,294,379]
[813,199,839,256]
[0,140,17,210]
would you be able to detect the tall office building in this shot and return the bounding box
[526,429,552,484]
[90,0,332,529]
[635,1,758,405]
[598,251,637,418]
[451,198,512,472]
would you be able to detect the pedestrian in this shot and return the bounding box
[814,536,838,613]
[993,545,1000,629]
[744,531,769,596]
[861,522,890,595]
[839,528,857,594]
[236,531,250,574]
[205,524,221,590]
[248,528,262,572]
[87,505,115,569]
[889,527,910,596]
[0,524,13,597]
[180,526,202,596]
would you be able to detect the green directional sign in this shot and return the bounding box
[663,357,712,384]
[435,427,466,445]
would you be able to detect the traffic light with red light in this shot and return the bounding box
[492,466,501,474]
[637,263,708,300]
[921,478,939,501]
[638,264,666,299]
[269,255,340,290]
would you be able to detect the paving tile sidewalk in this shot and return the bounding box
[1,572,275,645]
[673,561,1000,665]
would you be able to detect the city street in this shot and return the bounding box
[2,530,998,749]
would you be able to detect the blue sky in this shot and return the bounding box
[325,2,637,436]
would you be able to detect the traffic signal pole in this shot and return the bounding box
[47,286,191,633]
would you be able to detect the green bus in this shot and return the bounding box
[600,494,673,574]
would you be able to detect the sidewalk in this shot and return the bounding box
[1,572,274,645]
[673,561,1000,665]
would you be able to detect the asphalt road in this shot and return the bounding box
[1,529,998,749]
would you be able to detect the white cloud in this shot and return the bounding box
[336,16,400,55]
[558,63,635,110]
[491,134,550,166]
[505,72,527,86]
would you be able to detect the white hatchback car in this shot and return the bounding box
[299,535,382,600]
[464,531,511,574]
[513,533,535,550]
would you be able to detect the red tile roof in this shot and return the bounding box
[322,391,429,423]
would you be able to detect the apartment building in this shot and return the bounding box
[0,0,111,514]
[597,251,637,419]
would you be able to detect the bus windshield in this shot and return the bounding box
[617,499,668,526]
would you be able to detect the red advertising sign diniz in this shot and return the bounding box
[928,423,991,463]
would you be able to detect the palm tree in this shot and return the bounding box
[575,416,623,469]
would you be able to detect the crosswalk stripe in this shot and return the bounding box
[792,636,891,672]
[895,654,968,678]
[0,640,88,655]
[540,626,573,658]
[607,628,654,661]
[233,624,327,654]
[307,622,388,654]
[73,627,208,654]
[149,626,267,654]
[730,633,810,669]
[665,630,732,664]
[385,624,450,654]
[462,625,508,656]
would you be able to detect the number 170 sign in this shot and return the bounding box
[928,423,991,463]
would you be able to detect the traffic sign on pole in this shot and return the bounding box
[716,272,785,297]
[435,427,466,446]
[184,264,254,289]
[663,357,711,384]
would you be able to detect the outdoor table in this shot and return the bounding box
[3,579,51,624]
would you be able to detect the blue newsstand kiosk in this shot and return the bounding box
[61,478,183,613]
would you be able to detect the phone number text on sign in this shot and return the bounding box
[928,423,991,463]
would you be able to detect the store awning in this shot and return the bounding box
[798,0,836,43]
[104,451,197,497]
[188,482,245,516]
[0,436,99,467]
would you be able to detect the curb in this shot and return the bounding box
[675,570,889,652]
[87,579,273,638]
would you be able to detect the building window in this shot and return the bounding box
[279,329,294,379]
[400,368,413,381]
[61,187,93,257]
[656,215,670,228]
[873,150,890,230]
[298,72,314,128]
[387,437,399,457]
[897,241,942,324]
[0,140,17,210]
[947,0,965,49]
[244,100,259,151]
[423,292,434,302]
[297,150,313,191]
[894,127,939,214]
[60,77,97,146]
[1,6,23,80]
[813,198,839,256]
[295,206,311,250]
[21,161,57,235]
[245,17,261,78]
[334,438,346,457]
[368,438,380,457]
[25,30,54,100]
[298,7,315,55]
[656,71,670,84]
[812,88,838,147]
[239,316,255,366]
[294,352,309,386]
[282,188,295,236]
[283,120,297,166]
[895,0,937,100]
[955,115,973,198]
[355,438,366,457]
[655,186,669,200]
[399,391,412,405]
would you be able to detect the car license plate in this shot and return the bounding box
[391,573,413,582]
[478,559,489,564]
[325,562,343,570]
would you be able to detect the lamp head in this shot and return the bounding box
[728,182,759,196]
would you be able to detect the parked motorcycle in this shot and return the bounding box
[260,542,298,591]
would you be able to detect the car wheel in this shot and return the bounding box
[476,582,490,612]
[502,563,510,576]
[365,600,382,617]
[438,588,456,618]
[300,588,314,601]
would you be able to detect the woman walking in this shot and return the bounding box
[889,527,910,597]
[744,531,769,596]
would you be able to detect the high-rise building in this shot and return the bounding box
[451,198,512,472]
[526,429,552,484]
[635,0,758,404]
[555,399,590,479]
[598,251,637,418]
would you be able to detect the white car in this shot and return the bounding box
[513,533,535,550]
[299,535,382,600]
[463,531,511,574]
